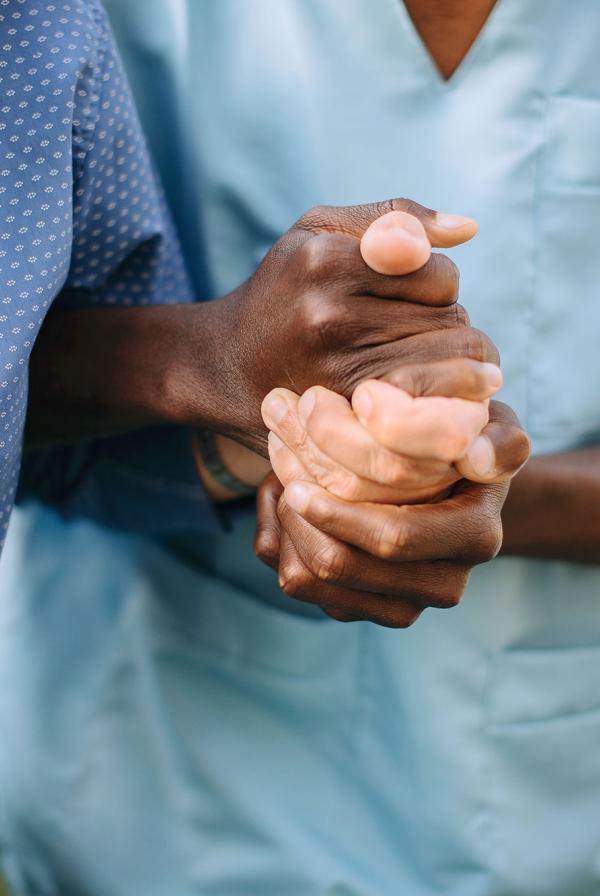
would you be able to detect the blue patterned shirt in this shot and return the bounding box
[0,0,217,551]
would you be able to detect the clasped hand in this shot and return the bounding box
[256,210,529,626]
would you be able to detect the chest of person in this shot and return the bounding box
[111,0,600,454]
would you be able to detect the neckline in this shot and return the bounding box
[394,0,507,91]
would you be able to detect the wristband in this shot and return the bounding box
[195,429,257,498]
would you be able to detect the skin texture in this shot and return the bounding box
[404,0,498,80]
[255,468,511,628]
[197,211,502,502]
[263,380,494,506]
[501,450,600,564]
[255,396,530,626]
[25,200,535,626]
[250,214,530,624]
[255,367,600,621]
[200,213,502,502]
[26,199,484,455]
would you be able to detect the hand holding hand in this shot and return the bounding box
[217,199,484,454]
[255,211,530,625]
[255,399,529,627]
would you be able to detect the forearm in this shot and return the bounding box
[25,300,237,449]
[500,448,600,564]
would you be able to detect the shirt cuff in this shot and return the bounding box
[18,425,222,537]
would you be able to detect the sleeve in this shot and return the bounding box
[17,1,222,539]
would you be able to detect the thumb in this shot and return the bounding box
[296,197,477,251]
[359,210,432,275]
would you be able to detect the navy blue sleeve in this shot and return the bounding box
[19,426,221,537]
[0,0,220,548]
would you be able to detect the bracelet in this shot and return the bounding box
[195,429,257,498]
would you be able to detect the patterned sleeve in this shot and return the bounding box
[0,0,221,547]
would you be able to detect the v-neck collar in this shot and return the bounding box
[393,0,509,92]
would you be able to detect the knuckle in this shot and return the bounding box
[296,204,332,232]
[476,521,504,562]
[278,559,311,597]
[407,364,432,397]
[310,539,348,583]
[393,197,433,222]
[322,467,363,501]
[394,606,423,628]
[299,290,343,346]
[430,569,470,609]
[254,531,278,568]
[465,328,500,365]
[371,604,422,629]
[464,328,487,361]
[453,301,469,328]
[376,514,414,560]
[324,608,361,623]
[434,591,461,610]
[297,232,335,279]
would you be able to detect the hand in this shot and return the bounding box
[26,200,490,457]
[191,203,492,500]
[262,358,505,505]
[255,403,529,626]
[215,199,489,455]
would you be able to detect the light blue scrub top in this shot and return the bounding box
[2,2,600,894]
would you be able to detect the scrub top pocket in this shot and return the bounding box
[483,646,600,896]
[529,95,600,449]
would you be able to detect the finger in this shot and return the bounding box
[297,385,458,494]
[321,608,364,623]
[299,231,462,308]
[296,198,477,249]
[367,326,501,368]
[267,430,310,487]
[277,516,424,626]
[254,472,284,570]
[359,211,431,275]
[302,326,501,407]
[351,379,490,463]
[278,496,467,614]
[283,477,507,564]
[263,388,434,502]
[381,358,503,401]
[455,401,531,483]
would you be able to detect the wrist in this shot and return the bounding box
[26,294,256,449]
[192,431,271,502]
[499,451,600,562]
[163,293,267,450]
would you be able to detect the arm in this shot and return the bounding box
[501,448,600,564]
[25,302,225,448]
[26,202,480,456]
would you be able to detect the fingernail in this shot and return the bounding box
[352,387,373,425]
[262,393,288,426]
[467,435,495,477]
[268,431,285,453]
[285,481,310,514]
[435,213,477,230]
[297,389,316,426]
[482,363,503,390]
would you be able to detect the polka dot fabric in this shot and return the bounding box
[0,0,194,549]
